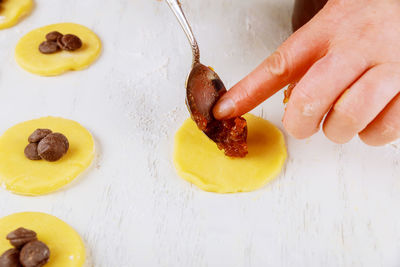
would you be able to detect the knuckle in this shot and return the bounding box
[294,87,320,118]
[264,50,290,78]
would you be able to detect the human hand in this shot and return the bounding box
[213,0,400,146]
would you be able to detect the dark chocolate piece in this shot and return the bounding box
[45,31,63,42]
[28,129,52,143]
[58,34,82,51]
[19,241,50,267]
[38,41,59,54]
[6,228,37,249]
[37,133,69,162]
[0,249,21,267]
[24,143,41,161]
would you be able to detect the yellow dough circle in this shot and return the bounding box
[0,117,94,196]
[174,114,287,193]
[0,0,33,30]
[15,23,101,76]
[0,212,85,267]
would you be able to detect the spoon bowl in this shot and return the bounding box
[186,63,226,129]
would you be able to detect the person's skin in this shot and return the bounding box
[213,0,400,146]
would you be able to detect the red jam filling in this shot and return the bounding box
[193,112,248,158]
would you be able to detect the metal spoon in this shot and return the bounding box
[165,0,227,132]
[165,0,248,157]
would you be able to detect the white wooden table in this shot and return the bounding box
[0,0,399,266]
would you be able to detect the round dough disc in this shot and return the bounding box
[0,117,94,196]
[0,212,85,267]
[174,114,287,193]
[15,23,101,76]
[0,0,33,30]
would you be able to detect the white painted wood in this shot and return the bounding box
[0,0,399,266]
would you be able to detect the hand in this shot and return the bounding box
[213,0,400,146]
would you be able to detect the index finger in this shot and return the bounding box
[213,20,330,119]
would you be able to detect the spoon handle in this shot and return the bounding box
[165,0,200,66]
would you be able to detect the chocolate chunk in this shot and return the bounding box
[24,143,41,161]
[19,241,50,267]
[58,34,82,51]
[49,132,69,151]
[38,41,59,54]
[37,133,69,162]
[58,133,69,151]
[45,31,63,42]
[28,129,52,143]
[0,248,21,267]
[6,228,37,249]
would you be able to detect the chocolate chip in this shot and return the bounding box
[6,228,37,249]
[0,249,21,267]
[57,133,69,151]
[24,143,41,161]
[58,34,82,51]
[49,132,69,151]
[38,41,59,54]
[28,129,52,143]
[37,133,69,162]
[19,241,50,267]
[45,31,63,42]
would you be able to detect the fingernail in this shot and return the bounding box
[214,98,235,119]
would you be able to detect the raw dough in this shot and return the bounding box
[0,212,85,267]
[0,0,33,30]
[15,23,101,76]
[0,117,94,196]
[174,114,287,193]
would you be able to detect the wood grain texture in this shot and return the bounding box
[0,0,399,266]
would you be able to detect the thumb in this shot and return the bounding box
[213,21,329,119]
